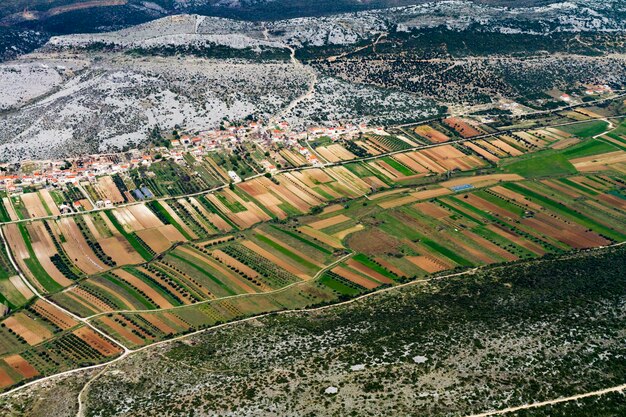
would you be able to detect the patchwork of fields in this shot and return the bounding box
[0,108,625,392]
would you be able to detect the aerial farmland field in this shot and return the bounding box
[0,98,624,416]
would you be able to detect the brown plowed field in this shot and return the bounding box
[0,368,14,388]
[414,125,450,143]
[406,256,448,273]
[332,266,380,289]
[444,117,483,138]
[98,316,144,346]
[414,201,450,218]
[140,314,176,335]
[2,312,53,345]
[99,235,144,265]
[3,354,38,378]
[31,300,78,330]
[74,327,122,357]
[345,259,394,284]
[113,270,173,309]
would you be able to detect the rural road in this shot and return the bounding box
[464,383,626,417]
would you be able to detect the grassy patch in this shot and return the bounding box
[319,274,361,296]
[255,233,318,270]
[381,157,414,176]
[558,120,609,138]
[562,140,617,159]
[504,153,576,178]
[352,254,398,280]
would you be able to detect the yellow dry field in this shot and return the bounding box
[378,188,452,209]
[96,176,125,204]
[298,226,344,249]
[570,151,626,172]
[2,312,53,345]
[135,225,186,253]
[333,224,364,240]
[441,174,524,189]
[20,193,48,218]
[308,214,351,230]
[2,198,19,221]
[99,235,145,265]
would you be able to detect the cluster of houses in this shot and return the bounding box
[0,151,153,193]
[0,119,369,194]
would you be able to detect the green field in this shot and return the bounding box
[562,139,617,159]
[558,120,609,138]
[503,152,576,177]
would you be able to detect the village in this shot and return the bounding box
[0,119,368,198]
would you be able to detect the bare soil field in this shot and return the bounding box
[406,255,448,273]
[136,225,185,253]
[414,201,450,219]
[9,275,34,300]
[464,142,500,163]
[444,117,483,138]
[57,218,107,274]
[112,270,174,309]
[308,214,351,230]
[441,174,524,189]
[96,176,124,204]
[0,368,13,389]
[414,125,450,143]
[570,150,626,172]
[347,228,401,255]
[31,300,78,330]
[2,312,53,345]
[20,193,48,218]
[98,316,145,347]
[333,224,364,240]
[98,235,144,265]
[3,354,38,379]
[331,266,379,289]
[125,205,163,230]
[298,226,343,249]
[73,327,122,357]
[378,188,451,209]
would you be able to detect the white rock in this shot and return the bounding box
[325,386,338,395]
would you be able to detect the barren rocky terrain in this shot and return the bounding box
[0,1,625,161]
